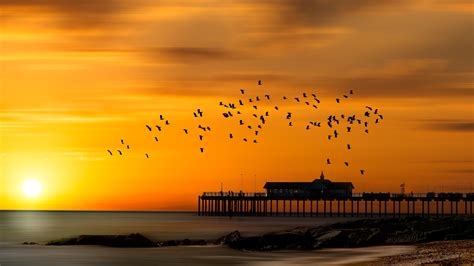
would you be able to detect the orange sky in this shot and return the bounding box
[1,0,473,210]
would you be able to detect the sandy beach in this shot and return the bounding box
[373,240,474,265]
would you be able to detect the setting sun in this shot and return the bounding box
[22,179,42,198]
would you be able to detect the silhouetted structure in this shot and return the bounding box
[264,172,353,197]
[197,176,474,217]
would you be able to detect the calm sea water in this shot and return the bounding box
[0,211,413,265]
[0,211,349,244]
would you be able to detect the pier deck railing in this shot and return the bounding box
[197,192,474,217]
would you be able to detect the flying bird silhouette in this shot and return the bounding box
[258,80,262,85]
[117,150,122,155]
[107,150,113,156]
[146,125,152,131]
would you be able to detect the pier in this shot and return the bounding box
[198,192,474,217]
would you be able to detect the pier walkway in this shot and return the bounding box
[198,192,474,217]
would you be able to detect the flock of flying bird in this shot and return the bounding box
[106,80,384,175]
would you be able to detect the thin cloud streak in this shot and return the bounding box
[418,119,474,132]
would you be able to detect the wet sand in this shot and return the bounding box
[0,244,414,266]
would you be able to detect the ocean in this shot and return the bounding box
[0,211,413,265]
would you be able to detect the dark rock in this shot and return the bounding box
[225,216,474,251]
[161,239,207,246]
[345,228,384,247]
[180,239,192,245]
[230,232,312,251]
[47,233,156,248]
[177,239,207,246]
[311,230,344,248]
[188,239,207,246]
[162,240,179,247]
[215,231,241,245]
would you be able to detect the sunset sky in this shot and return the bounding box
[1,0,473,210]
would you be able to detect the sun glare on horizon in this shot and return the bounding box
[22,179,42,198]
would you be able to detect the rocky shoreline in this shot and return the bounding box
[46,233,207,248]
[44,216,473,251]
[225,216,473,251]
